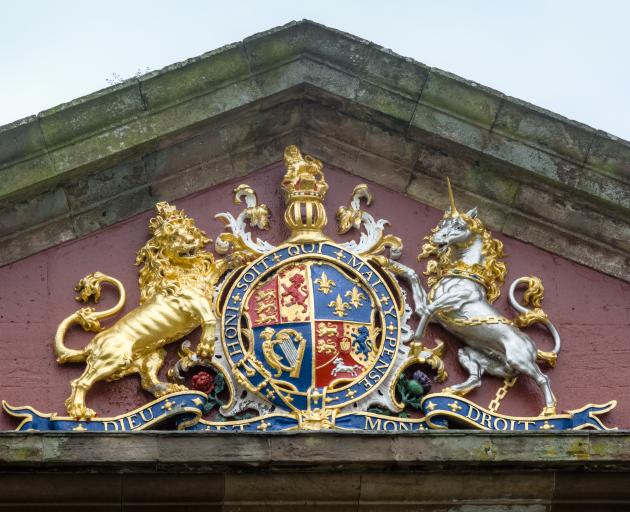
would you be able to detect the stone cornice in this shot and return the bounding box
[0,20,628,280]
[0,432,629,507]
[2,431,629,470]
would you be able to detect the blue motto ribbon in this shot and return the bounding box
[3,391,616,432]
[184,413,299,431]
[335,412,433,431]
[421,393,617,431]
[3,391,207,431]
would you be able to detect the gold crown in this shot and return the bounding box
[281,145,329,243]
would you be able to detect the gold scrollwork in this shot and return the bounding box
[336,184,403,259]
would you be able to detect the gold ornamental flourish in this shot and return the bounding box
[336,183,403,260]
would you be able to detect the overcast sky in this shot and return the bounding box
[1,0,628,140]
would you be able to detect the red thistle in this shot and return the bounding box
[191,371,215,394]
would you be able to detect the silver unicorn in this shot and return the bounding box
[400,179,561,416]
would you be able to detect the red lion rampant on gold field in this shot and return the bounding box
[281,271,309,313]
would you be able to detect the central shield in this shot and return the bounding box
[246,260,377,390]
[220,242,400,413]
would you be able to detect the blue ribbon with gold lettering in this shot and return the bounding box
[421,393,617,431]
[184,413,299,431]
[3,391,207,431]
[335,412,435,431]
[5,390,615,432]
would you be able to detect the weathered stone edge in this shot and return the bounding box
[0,96,628,282]
[0,22,628,281]
[0,19,627,209]
[1,431,629,470]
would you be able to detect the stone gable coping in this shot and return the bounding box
[0,20,628,280]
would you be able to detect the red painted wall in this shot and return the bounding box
[1,162,628,429]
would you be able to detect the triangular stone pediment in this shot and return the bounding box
[1,20,630,508]
[0,21,628,281]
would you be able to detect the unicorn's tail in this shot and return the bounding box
[508,276,561,366]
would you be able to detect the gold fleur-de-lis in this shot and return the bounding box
[345,286,366,308]
[315,272,336,294]
[328,294,350,318]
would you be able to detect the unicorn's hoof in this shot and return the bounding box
[441,386,472,397]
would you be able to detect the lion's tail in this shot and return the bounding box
[55,272,126,364]
[508,276,561,367]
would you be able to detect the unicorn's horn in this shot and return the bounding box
[446,177,459,217]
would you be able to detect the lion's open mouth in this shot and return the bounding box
[178,248,197,258]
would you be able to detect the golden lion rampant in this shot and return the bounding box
[55,202,228,419]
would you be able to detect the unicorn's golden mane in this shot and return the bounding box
[419,213,507,303]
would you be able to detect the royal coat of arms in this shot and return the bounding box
[3,146,616,432]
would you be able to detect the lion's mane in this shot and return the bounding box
[135,202,217,304]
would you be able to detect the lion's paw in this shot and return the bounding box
[166,383,188,394]
[196,343,214,360]
[66,402,96,420]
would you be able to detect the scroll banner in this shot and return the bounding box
[3,391,207,431]
[186,414,299,431]
[3,391,616,432]
[336,413,429,431]
[420,393,617,431]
